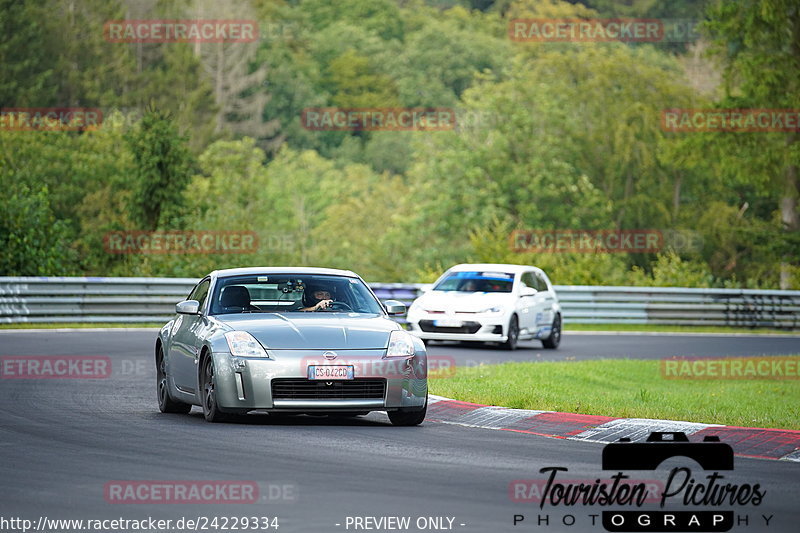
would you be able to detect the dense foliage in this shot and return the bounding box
[1,0,797,287]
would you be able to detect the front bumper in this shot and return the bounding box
[406,315,507,342]
[211,349,427,412]
[272,399,386,410]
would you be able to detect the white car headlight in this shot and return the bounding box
[386,330,416,358]
[480,307,503,314]
[224,331,268,358]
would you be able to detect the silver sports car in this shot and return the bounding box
[156,267,428,425]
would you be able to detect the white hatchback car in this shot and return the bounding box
[406,263,561,350]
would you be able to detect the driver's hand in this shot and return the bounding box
[314,299,333,311]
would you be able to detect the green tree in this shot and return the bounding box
[701,0,800,288]
[300,0,405,41]
[0,184,75,275]
[397,38,699,270]
[388,5,511,106]
[125,109,194,231]
[568,0,710,19]
[326,49,400,109]
[0,0,56,106]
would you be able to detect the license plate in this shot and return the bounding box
[434,319,462,327]
[307,365,354,380]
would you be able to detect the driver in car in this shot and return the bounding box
[300,284,335,311]
[462,280,479,292]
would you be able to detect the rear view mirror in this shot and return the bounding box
[176,300,200,315]
[384,300,407,316]
[520,287,538,297]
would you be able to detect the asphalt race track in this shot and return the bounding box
[2,329,800,364]
[1,330,798,533]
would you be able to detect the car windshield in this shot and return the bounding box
[209,274,384,315]
[433,271,515,293]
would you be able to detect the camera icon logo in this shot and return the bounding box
[602,431,734,471]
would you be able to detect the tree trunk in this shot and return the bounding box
[616,171,634,227]
[780,133,799,289]
[672,173,682,221]
[215,44,224,133]
[295,196,310,265]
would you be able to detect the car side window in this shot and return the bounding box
[521,272,538,291]
[189,279,211,310]
[535,273,549,292]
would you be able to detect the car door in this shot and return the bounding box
[533,271,557,330]
[169,278,210,394]
[517,271,540,335]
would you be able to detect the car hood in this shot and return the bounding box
[213,313,398,350]
[415,291,514,312]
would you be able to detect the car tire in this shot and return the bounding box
[502,315,519,351]
[542,314,561,349]
[201,355,229,423]
[156,345,191,414]
[388,395,427,426]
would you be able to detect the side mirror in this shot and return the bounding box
[176,300,200,315]
[419,284,433,294]
[520,287,538,297]
[384,299,407,316]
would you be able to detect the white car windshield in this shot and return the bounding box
[433,272,515,293]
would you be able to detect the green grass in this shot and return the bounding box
[429,358,800,430]
[565,323,799,335]
[0,322,162,329]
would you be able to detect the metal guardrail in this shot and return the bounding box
[555,285,800,329]
[1,277,799,329]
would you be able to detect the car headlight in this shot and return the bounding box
[224,331,268,358]
[480,307,503,314]
[386,330,416,358]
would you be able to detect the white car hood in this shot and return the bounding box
[415,291,514,313]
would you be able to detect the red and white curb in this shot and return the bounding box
[427,395,800,462]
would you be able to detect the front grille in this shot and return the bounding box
[419,320,482,334]
[272,379,386,400]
